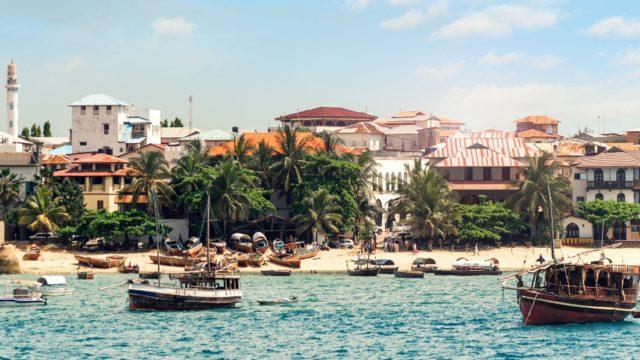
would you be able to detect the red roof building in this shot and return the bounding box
[276,106,376,133]
[514,115,560,138]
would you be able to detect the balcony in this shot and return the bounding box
[587,181,638,189]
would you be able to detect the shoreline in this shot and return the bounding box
[6,244,640,275]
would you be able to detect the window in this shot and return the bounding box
[106,105,112,115]
[594,169,603,183]
[483,167,491,181]
[617,193,626,202]
[565,223,579,238]
[79,141,87,146]
[616,169,626,184]
[9,102,13,110]
[81,106,86,115]
[93,106,99,115]
[103,124,109,135]
[576,196,586,202]
[96,200,104,210]
[595,193,604,201]
[574,173,586,180]
[502,167,510,181]
[465,167,473,181]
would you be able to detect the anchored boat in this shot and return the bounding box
[433,258,501,276]
[1,282,47,307]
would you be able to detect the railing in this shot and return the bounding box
[587,181,637,189]
[90,184,105,192]
[546,283,637,300]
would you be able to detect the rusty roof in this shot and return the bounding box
[514,115,559,125]
[516,129,559,138]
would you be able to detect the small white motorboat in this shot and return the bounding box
[257,296,299,306]
[35,276,75,296]
[0,282,47,307]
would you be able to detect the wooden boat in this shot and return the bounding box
[252,232,269,254]
[1,282,47,307]
[271,239,285,253]
[77,271,94,280]
[186,243,205,258]
[433,258,501,276]
[268,253,301,269]
[375,259,399,274]
[164,237,183,255]
[23,244,41,261]
[139,271,159,280]
[297,245,319,260]
[411,258,438,273]
[261,269,291,276]
[257,296,298,305]
[118,263,140,274]
[394,270,424,279]
[74,254,126,269]
[212,241,227,254]
[149,254,203,268]
[347,258,379,277]
[231,233,253,253]
[237,252,264,267]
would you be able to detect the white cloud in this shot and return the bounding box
[478,51,563,68]
[479,51,525,65]
[617,48,640,65]
[585,16,640,38]
[380,10,424,30]
[152,17,197,36]
[414,61,464,79]
[388,0,422,5]
[345,0,372,10]
[432,4,557,38]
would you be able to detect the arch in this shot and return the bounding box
[385,173,390,192]
[565,223,579,238]
[594,168,604,183]
[617,193,626,202]
[378,175,383,192]
[595,193,604,201]
[613,222,627,240]
[374,199,383,226]
[616,168,626,184]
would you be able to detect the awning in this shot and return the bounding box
[37,275,66,286]
[449,182,517,191]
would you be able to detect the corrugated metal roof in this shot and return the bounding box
[186,129,234,141]
[516,129,559,138]
[433,146,525,167]
[333,122,386,134]
[573,150,640,168]
[161,127,200,139]
[426,138,532,159]
[48,145,73,155]
[68,94,128,106]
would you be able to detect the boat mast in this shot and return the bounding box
[152,189,162,284]
[546,183,556,262]
[206,193,211,272]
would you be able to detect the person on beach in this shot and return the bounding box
[473,243,479,256]
[412,242,418,255]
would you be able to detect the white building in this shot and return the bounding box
[0,130,32,152]
[5,60,19,137]
[69,94,162,155]
[0,152,38,197]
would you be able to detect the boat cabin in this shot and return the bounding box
[524,264,640,302]
[173,273,241,291]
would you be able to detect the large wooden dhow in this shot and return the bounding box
[74,254,126,269]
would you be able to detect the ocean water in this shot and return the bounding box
[1,273,639,359]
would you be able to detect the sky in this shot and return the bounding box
[2,0,640,137]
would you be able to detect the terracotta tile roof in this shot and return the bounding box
[426,138,532,159]
[573,150,640,168]
[276,107,376,121]
[433,145,525,167]
[0,152,36,166]
[514,115,559,125]
[516,129,559,138]
[449,182,517,190]
[74,153,128,164]
[41,154,71,165]
[53,166,136,177]
[208,132,360,157]
[429,115,464,125]
[332,122,386,135]
[392,111,425,118]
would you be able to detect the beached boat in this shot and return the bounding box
[231,233,253,253]
[375,259,398,274]
[261,269,291,276]
[347,257,379,276]
[0,283,47,307]
[23,244,41,261]
[164,237,183,255]
[74,255,126,269]
[433,258,501,276]
[411,258,438,273]
[212,241,227,254]
[296,244,319,260]
[257,296,298,305]
[118,262,140,274]
[149,254,202,268]
[252,232,269,254]
[394,270,424,279]
[271,239,285,253]
[268,253,301,268]
[237,252,264,267]
[34,276,75,296]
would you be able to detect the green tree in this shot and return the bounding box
[0,168,22,221]
[248,139,275,190]
[292,188,343,243]
[171,143,209,218]
[121,151,175,213]
[577,200,640,243]
[20,127,30,139]
[457,197,527,245]
[52,178,85,220]
[508,151,572,241]
[43,121,52,137]
[270,125,311,201]
[389,166,458,248]
[161,119,169,127]
[170,117,184,127]
[317,131,345,158]
[30,123,37,137]
[18,186,70,234]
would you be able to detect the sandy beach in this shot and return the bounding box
[5,243,639,275]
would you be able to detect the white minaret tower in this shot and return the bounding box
[5,60,19,137]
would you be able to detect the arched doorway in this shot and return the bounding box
[617,193,626,202]
[374,199,383,226]
[594,168,603,183]
[613,222,627,240]
[565,223,579,238]
[616,169,626,185]
[595,193,604,201]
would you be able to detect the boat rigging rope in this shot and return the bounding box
[524,292,539,326]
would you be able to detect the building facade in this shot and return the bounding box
[276,107,377,133]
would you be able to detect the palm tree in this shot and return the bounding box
[292,188,343,244]
[208,160,258,237]
[226,134,255,167]
[121,151,175,214]
[317,131,345,158]
[248,139,275,190]
[389,166,458,248]
[18,186,70,234]
[0,168,22,221]
[270,125,311,201]
[507,151,572,240]
[172,145,208,217]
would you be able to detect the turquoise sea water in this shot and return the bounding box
[1,273,639,359]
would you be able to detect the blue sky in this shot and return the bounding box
[2,0,640,136]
